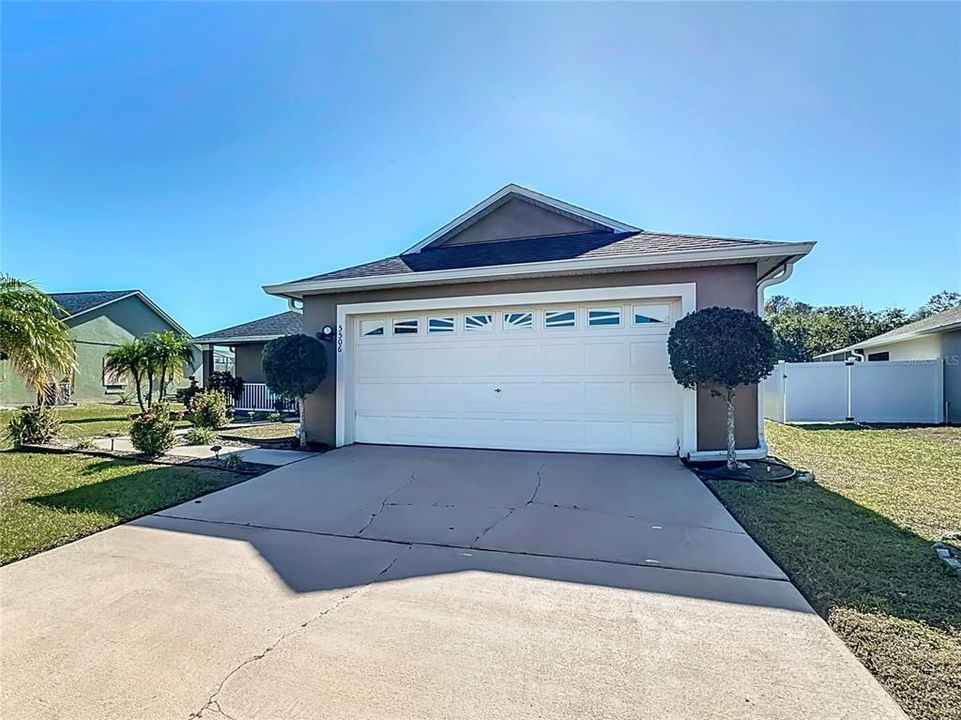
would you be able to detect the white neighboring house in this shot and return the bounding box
[815,305,961,423]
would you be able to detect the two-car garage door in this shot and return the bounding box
[345,297,683,455]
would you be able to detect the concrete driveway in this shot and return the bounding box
[1,445,903,719]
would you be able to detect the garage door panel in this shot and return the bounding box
[348,298,681,455]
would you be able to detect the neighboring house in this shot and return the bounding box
[263,184,814,459]
[0,289,202,407]
[815,305,961,422]
[194,311,302,411]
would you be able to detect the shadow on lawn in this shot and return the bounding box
[707,478,961,633]
[28,460,241,521]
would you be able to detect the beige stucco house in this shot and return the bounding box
[264,184,813,459]
[815,305,961,422]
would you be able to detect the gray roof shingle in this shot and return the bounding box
[195,311,303,343]
[861,305,961,345]
[288,229,784,285]
[49,290,137,317]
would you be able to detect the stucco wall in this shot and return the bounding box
[0,295,201,407]
[300,263,761,452]
[866,334,944,361]
[938,330,961,423]
[438,198,595,247]
[233,343,267,384]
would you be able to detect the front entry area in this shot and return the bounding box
[339,288,692,455]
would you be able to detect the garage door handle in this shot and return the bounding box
[494,388,502,393]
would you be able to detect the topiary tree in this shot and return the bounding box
[262,335,327,430]
[667,307,777,471]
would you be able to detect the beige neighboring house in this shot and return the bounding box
[815,305,961,423]
[264,184,814,458]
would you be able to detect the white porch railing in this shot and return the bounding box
[233,383,298,413]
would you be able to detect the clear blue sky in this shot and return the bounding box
[2,2,958,335]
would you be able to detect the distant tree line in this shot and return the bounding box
[765,290,960,362]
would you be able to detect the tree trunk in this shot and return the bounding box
[133,371,146,413]
[146,374,154,409]
[726,386,737,472]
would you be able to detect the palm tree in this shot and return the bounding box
[104,340,149,412]
[0,275,77,405]
[142,331,194,404]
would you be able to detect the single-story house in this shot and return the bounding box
[0,289,202,407]
[814,304,961,422]
[263,184,814,459]
[194,310,302,411]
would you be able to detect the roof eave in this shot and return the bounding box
[194,334,288,346]
[816,319,961,357]
[264,242,815,300]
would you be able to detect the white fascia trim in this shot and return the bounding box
[335,282,698,456]
[401,184,640,255]
[265,242,815,299]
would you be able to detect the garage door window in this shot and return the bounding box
[588,308,621,327]
[504,311,533,330]
[465,314,493,332]
[428,317,455,333]
[633,304,670,325]
[544,309,576,328]
[393,318,419,335]
[360,320,385,336]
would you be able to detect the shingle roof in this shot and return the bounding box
[861,305,961,345]
[194,311,303,344]
[49,290,137,317]
[291,230,783,284]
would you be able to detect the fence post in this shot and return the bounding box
[845,360,854,421]
[781,364,788,423]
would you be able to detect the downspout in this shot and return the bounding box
[755,261,796,456]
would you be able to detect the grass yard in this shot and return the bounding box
[217,422,297,441]
[0,403,190,448]
[708,422,961,720]
[0,451,243,565]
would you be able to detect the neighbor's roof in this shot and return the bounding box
[50,290,138,317]
[194,311,303,345]
[48,289,192,338]
[815,305,961,357]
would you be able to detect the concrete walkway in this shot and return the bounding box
[90,436,314,466]
[0,445,905,720]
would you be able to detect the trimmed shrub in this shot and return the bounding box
[190,391,229,429]
[5,405,61,446]
[209,372,245,406]
[129,402,177,456]
[267,412,282,423]
[184,426,216,445]
[262,334,327,401]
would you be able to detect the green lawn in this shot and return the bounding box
[0,402,190,448]
[708,422,961,720]
[217,422,297,441]
[0,451,243,565]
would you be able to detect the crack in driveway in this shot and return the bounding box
[470,463,547,547]
[188,547,410,720]
[356,472,416,536]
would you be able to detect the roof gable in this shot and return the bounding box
[195,311,303,344]
[403,184,639,254]
[50,290,137,318]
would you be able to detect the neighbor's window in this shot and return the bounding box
[428,316,455,333]
[633,304,671,325]
[503,311,533,330]
[360,320,385,337]
[102,357,127,388]
[544,309,576,328]
[588,308,621,327]
[867,351,890,362]
[393,318,419,334]
[465,314,493,332]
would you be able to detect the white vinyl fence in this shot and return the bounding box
[764,360,944,424]
[234,383,298,413]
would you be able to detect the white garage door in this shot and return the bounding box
[347,298,682,455]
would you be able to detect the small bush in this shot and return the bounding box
[5,406,61,446]
[129,402,177,456]
[267,412,282,422]
[191,392,229,429]
[209,371,245,405]
[74,437,96,450]
[184,426,216,445]
[115,389,136,406]
[176,377,203,409]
